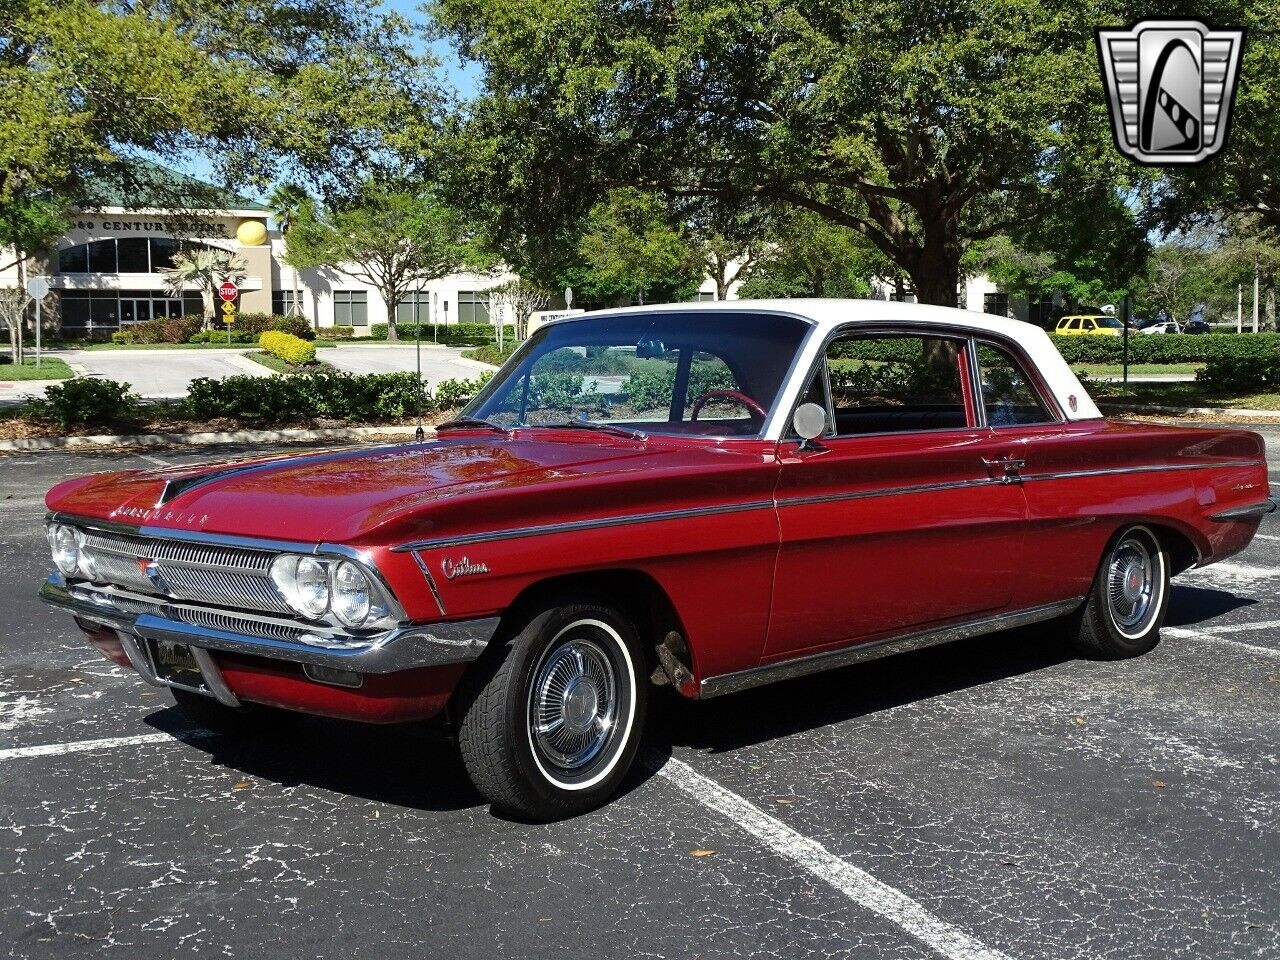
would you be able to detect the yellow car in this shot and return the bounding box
[1055,314,1124,336]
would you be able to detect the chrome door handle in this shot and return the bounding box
[982,456,1026,483]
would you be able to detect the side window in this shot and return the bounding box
[824,334,969,436]
[977,343,1054,426]
[1082,319,1095,331]
[1066,318,1081,331]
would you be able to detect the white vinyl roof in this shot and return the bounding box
[579,298,1103,425]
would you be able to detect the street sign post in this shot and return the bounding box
[222,299,236,345]
[25,276,49,369]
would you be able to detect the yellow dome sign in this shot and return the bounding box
[236,219,268,246]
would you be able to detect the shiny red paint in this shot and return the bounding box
[47,415,1271,718]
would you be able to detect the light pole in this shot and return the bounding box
[432,291,439,343]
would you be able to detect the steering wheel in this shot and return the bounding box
[690,389,768,424]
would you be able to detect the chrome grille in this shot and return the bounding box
[78,529,290,615]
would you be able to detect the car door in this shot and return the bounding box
[765,329,1030,660]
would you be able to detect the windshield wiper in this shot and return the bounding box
[540,419,648,441]
[435,416,511,435]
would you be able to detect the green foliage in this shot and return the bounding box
[23,378,139,428]
[462,342,520,365]
[621,364,735,411]
[189,329,255,344]
[328,326,356,340]
[737,210,890,299]
[571,189,700,305]
[372,321,514,343]
[1197,349,1280,392]
[111,316,203,345]
[1050,333,1280,365]
[434,0,1135,305]
[184,370,433,424]
[434,373,494,410]
[286,182,475,341]
[259,331,317,365]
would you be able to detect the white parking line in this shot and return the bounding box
[134,452,172,467]
[0,729,209,761]
[650,754,1011,960]
[1253,534,1280,542]
[1165,626,1280,659]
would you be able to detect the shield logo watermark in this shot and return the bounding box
[1096,19,1245,166]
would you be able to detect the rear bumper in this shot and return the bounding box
[1208,497,1280,522]
[40,573,498,719]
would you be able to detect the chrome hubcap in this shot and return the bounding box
[1107,537,1156,632]
[531,638,618,772]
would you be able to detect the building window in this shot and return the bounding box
[333,290,368,327]
[150,238,179,272]
[396,290,431,327]
[57,245,88,273]
[457,290,491,324]
[692,291,716,302]
[272,290,300,316]
[87,239,117,273]
[116,237,150,273]
[983,292,1010,317]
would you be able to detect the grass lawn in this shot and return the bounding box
[0,356,74,380]
[1090,380,1280,411]
[1073,362,1203,377]
[244,351,331,374]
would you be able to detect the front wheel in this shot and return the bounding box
[457,603,647,820]
[1072,525,1170,660]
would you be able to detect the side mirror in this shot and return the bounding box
[793,403,828,450]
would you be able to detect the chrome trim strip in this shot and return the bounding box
[40,574,497,674]
[776,475,998,509]
[699,598,1085,698]
[392,499,776,552]
[411,551,448,616]
[1021,460,1262,483]
[1209,498,1279,522]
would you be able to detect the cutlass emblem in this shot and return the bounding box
[441,556,491,580]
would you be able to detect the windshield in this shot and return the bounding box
[1096,317,1124,329]
[464,311,811,437]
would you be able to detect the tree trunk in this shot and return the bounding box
[904,220,962,308]
[384,287,399,341]
[1267,282,1276,332]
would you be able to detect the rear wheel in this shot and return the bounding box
[457,603,647,821]
[1072,525,1170,659]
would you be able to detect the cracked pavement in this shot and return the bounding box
[1,430,1278,959]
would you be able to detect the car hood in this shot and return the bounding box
[45,434,668,544]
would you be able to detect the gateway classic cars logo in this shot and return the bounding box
[1096,19,1245,166]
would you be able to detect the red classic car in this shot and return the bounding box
[41,301,1275,818]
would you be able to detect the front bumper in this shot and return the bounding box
[40,572,499,683]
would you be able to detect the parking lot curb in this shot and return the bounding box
[1099,402,1280,421]
[0,424,436,453]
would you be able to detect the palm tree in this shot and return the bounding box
[268,183,311,319]
[160,248,247,329]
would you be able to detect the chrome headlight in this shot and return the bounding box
[269,554,395,628]
[332,561,373,627]
[47,524,80,577]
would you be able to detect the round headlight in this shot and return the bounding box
[332,561,372,627]
[269,554,300,608]
[49,524,79,576]
[295,557,330,618]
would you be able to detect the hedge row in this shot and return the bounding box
[828,332,1280,366]
[21,371,494,429]
[110,313,316,345]
[259,331,316,365]
[1197,339,1280,391]
[370,322,515,343]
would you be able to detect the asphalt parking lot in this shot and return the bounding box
[2,429,1279,960]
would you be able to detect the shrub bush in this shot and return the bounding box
[327,325,356,340]
[1049,332,1280,365]
[23,378,139,428]
[462,342,520,365]
[260,331,317,366]
[434,373,494,410]
[1196,339,1280,391]
[189,329,254,344]
[184,369,442,424]
[371,322,516,343]
[112,315,204,345]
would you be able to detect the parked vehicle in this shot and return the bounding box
[1183,319,1211,334]
[40,301,1274,818]
[1055,314,1125,336]
[1140,321,1181,335]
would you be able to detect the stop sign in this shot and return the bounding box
[217,281,239,302]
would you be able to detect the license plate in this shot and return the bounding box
[146,639,207,690]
